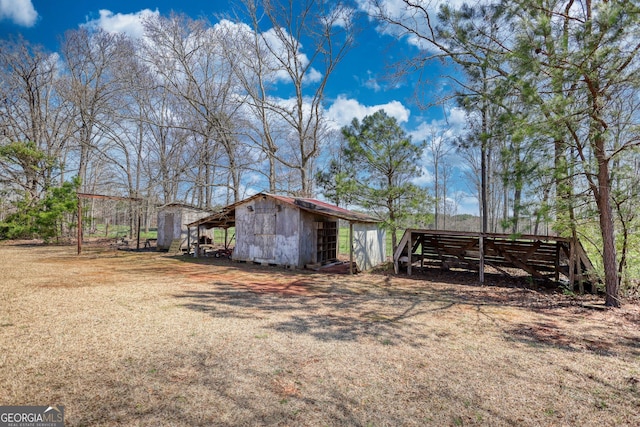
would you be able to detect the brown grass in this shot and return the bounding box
[1,242,639,426]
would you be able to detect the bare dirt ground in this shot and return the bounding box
[1,242,639,426]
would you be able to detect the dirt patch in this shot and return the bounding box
[1,243,639,426]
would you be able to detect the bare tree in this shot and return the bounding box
[229,0,356,196]
[425,128,454,229]
[0,38,74,202]
[145,92,193,204]
[142,13,247,204]
[59,28,132,192]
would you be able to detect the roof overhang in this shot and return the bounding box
[187,192,381,229]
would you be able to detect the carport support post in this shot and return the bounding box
[349,222,353,275]
[136,213,141,250]
[77,195,82,255]
[195,225,201,258]
[408,231,412,276]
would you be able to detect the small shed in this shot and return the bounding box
[188,193,385,271]
[157,203,211,250]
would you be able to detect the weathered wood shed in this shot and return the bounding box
[157,203,211,250]
[188,193,385,271]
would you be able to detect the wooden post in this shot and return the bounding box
[479,233,485,284]
[349,222,354,275]
[77,195,82,255]
[569,240,576,289]
[408,231,413,276]
[136,213,141,250]
[420,234,424,271]
[555,243,561,283]
[195,225,201,258]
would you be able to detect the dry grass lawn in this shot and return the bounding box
[0,242,639,426]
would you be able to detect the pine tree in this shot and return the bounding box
[334,110,427,251]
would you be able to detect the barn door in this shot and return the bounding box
[254,212,276,260]
[163,212,174,247]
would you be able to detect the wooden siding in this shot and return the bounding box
[233,197,302,266]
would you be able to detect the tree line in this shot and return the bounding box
[0,0,354,210]
[1,0,639,306]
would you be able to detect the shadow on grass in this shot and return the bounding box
[505,319,640,359]
[71,348,371,427]
[174,282,442,346]
[169,255,640,357]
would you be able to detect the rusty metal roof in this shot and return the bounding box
[187,192,380,228]
[267,193,380,223]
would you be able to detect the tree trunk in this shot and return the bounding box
[434,156,439,229]
[479,71,489,284]
[268,150,276,193]
[594,145,620,307]
[512,185,522,234]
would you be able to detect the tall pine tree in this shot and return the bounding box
[325,110,427,251]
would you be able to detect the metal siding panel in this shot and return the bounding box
[353,223,385,271]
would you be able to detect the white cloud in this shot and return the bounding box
[260,26,323,84]
[321,5,356,28]
[325,95,410,128]
[409,106,468,142]
[445,105,467,127]
[412,166,434,187]
[363,70,382,92]
[214,19,322,85]
[305,67,322,83]
[0,0,38,27]
[356,0,469,52]
[364,79,381,92]
[453,191,479,216]
[83,9,159,40]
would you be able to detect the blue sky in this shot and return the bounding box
[0,0,479,215]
